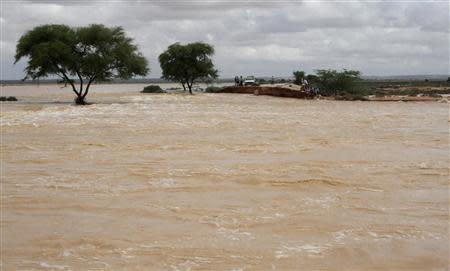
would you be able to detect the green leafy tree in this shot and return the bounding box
[15,24,149,104]
[159,42,218,94]
[306,74,318,84]
[315,69,362,96]
[293,70,305,85]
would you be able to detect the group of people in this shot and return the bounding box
[234,76,244,86]
[302,78,320,96]
[307,86,320,95]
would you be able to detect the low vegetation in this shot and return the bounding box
[291,69,367,100]
[314,69,364,97]
[205,86,223,93]
[0,96,18,101]
[335,93,368,101]
[141,85,165,93]
[362,80,450,97]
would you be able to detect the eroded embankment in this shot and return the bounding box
[219,86,313,99]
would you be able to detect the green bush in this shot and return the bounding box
[205,86,223,93]
[315,69,366,97]
[141,85,165,93]
[0,96,18,101]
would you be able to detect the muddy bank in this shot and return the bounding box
[216,86,448,102]
[219,86,313,99]
[366,95,446,102]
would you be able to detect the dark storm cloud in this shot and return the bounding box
[1,0,448,79]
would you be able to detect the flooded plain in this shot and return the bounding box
[1,84,449,270]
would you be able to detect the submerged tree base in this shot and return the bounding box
[74,96,88,105]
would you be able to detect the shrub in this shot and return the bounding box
[141,85,165,93]
[0,96,18,101]
[315,69,365,97]
[205,86,223,93]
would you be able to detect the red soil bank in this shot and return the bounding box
[219,86,313,99]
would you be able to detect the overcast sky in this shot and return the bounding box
[1,0,449,79]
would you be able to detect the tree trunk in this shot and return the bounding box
[187,79,193,94]
[181,82,186,91]
[75,94,87,105]
[73,76,95,105]
[82,76,95,99]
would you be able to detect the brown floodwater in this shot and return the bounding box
[1,84,449,270]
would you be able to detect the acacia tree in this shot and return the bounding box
[315,69,361,96]
[293,70,305,85]
[159,42,218,94]
[15,24,149,104]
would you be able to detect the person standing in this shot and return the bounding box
[303,78,309,91]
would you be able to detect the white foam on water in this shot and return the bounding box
[61,250,71,257]
[303,195,337,209]
[333,230,348,244]
[217,227,255,241]
[275,244,329,259]
[171,260,199,271]
[40,262,69,270]
[149,178,178,188]
[3,102,161,127]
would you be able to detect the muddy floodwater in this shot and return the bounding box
[1,84,449,270]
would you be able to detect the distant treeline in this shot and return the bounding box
[3,77,448,86]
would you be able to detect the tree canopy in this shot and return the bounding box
[159,42,218,94]
[15,24,149,104]
[293,70,305,85]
